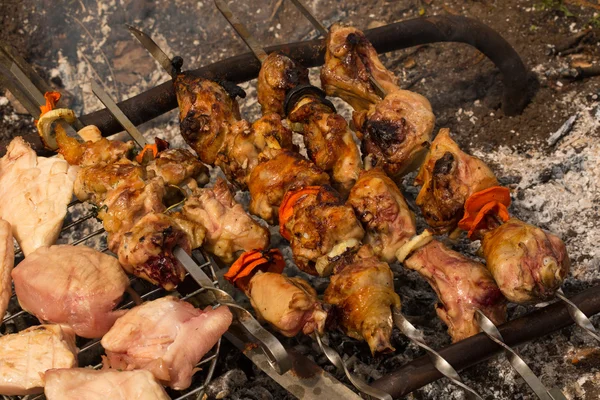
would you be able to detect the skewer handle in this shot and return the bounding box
[314,333,393,400]
[393,308,483,400]
[556,288,600,343]
[475,310,566,400]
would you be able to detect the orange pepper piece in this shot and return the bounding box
[135,143,159,164]
[278,186,321,240]
[224,249,285,291]
[458,186,511,238]
[40,91,61,116]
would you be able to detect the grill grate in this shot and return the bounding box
[1,199,222,400]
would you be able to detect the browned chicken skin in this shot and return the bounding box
[73,159,145,204]
[354,88,435,180]
[175,74,241,165]
[404,240,507,342]
[325,245,400,354]
[480,218,570,304]
[347,168,416,263]
[216,114,294,189]
[415,128,499,234]
[56,127,134,167]
[183,178,270,263]
[247,271,327,337]
[287,97,363,195]
[282,185,365,276]
[257,52,310,116]
[247,148,330,223]
[321,24,399,111]
[146,148,209,187]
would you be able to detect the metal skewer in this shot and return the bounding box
[476,310,567,400]
[89,80,292,375]
[287,0,387,99]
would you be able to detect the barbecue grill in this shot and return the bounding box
[1,2,600,399]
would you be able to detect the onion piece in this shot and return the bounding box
[36,108,77,150]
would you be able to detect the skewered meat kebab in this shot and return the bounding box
[0,324,78,395]
[224,249,327,337]
[416,129,570,304]
[0,219,13,320]
[320,22,435,180]
[45,369,171,400]
[214,0,363,195]
[12,244,130,338]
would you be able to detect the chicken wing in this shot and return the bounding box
[321,23,399,111]
[0,219,13,320]
[45,369,170,400]
[12,245,129,338]
[415,128,498,234]
[0,137,77,255]
[354,88,435,180]
[347,168,416,263]
[257,52,310,116]
[281,185,365,276]
[0,325,77,396]
[404,240,507,342]
[247,148,330,223]
[102,297,232,390]
[248,271,328,337]
[183,178,269,263]
[324,245,400,354]
[146,148,209,187]
[481,218,570,303]
[175,74,241,165]
[287,97,363,195]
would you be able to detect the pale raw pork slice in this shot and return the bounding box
[0,324,77,395]
[102,296,232,390]
[12,245,129,338]
[0,219,13,319]
[0,137,77,255]
[44,368,171,400]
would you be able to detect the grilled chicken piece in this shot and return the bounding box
[0,137,77,256]
[45,369,170,400]
[0,325,78,396]
[282,185,365,276]
[0,219,14,320]
[415,129,498,233]
[100,177,167,240]
[354,88,435,180]
[288,97,363,194]
[12,245,129,338]
[257,52,310,116]
[480,218,570,303]
[247,148,330,223]
[74,159,145,203]
[404,240,507,342]
[347,168,416,263]
[146,148,209,187]
[247,271,327,337]
[183,179,269,263]
[321,23,399,111]
[175,74,241,165]
[117,213,190,290]
[56,127,134,167]
[102,297,232,390]
[324,245,400,354]
[170,212,207,250]
[216,114,295,189]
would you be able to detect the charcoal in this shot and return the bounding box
[205,369,248,399]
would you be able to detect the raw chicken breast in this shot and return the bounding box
[0,219,14,319]
[45,369,170,400]
[102,297,232,390]
[0,137,77,255]
[12,245,129,338]
[0,324,77,395]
